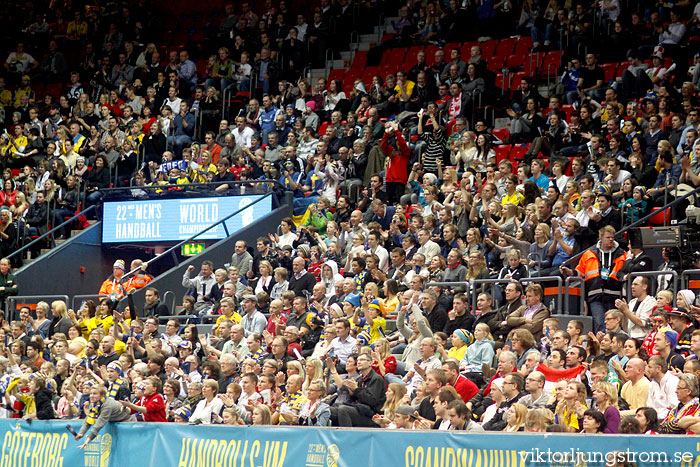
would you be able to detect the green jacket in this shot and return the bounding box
[0,271,18,301]
[305,210,333,235]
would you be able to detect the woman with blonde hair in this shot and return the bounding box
[286,360,305,381]
[564,180,581,208]
[198,150,217,173]
[556,380,588,432]
[42,179,57,204]
[371,338,397,376]
[466,251,490,295]
[491,202,518,236]
[344,232,365,270]
[427,254,446,282]
[48,300,72,337]
[249,260,275,295]
[503,403,528,432]
[23,178,36,205]
[593,381,621,433]
[655,140,676,171]
[451,131,477,173]
[190,379,224,424]
[252,404,271,425]
[207,47,234,94]
[464,227,484,256]
[302,358,324,394]
[364,282,379,301]
[525,408,554,432]
[460,322,495,382]
[440,167,460,195]
[11,191,28,218]
[373,382,407,427]
[529,223,552,272]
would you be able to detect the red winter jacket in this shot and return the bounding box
[382,131,410,184]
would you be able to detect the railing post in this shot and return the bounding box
[6,295,70,322]
[628,271,679,306]
[469,276,563,312]
[565,276,586,316]
[681,269,700,289]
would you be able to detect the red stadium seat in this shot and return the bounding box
[561,104,575,121]
[492,128,510,142]
[494,145,511,163]
[523,58,538,77]
[195,60,208,78]
[425,45,440,63]
[461,42,478,59]
[350,51,368,72]
[480,41,497,60]
[445,42,462,53]
[318,121,330,136]
[540,52,562,78]
[328,68,346,83]
[510,145,529,162]
[601,63,617,83]
[505,54,525,70]
[487,56,505,72]
[514,37,534,56]
[510,71,526,91]
[649,207,671,225]
[496,37,517,57]
[43,83,64,99]
[405,46,424,69]
[495,72,506,91]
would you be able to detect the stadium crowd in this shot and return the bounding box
[2,0,700,441]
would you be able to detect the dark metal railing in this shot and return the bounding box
[7,205,97,262]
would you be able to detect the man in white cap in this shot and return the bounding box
[99,259,126,300]
[240,294,267,337]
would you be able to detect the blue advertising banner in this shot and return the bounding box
[0,420,698,467]
[102,195,271,243]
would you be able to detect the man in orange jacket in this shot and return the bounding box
[99,259,127,300]
[122,259,153,293]
[561,225,627,333]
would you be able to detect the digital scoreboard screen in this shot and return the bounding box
[102,195,271,243]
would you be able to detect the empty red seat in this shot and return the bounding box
[350,51,368,72]
[514,37,534,56]
[487,56,505,72]
[480,41,497,60]
[505,54,525,69]
[510,71,526,91]
[494,145,510,162]
[601,63,617,82]
[649,207,671,225]
[496,37,517,56]
[495,72,506,91]
[492,128,510,142]
[540,52,562,78]
[523,59,538,77]
[195,59,209,78]
[328,68,346,83]
[510,145,529,162]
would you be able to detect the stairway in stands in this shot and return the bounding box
[307,15,399,90]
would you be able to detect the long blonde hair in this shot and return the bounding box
[382,382,407,418]
[51,300,69,319]
[302,358,324,393]
[504,403,528,431]
[594,381,619,411]
[460,131,476,151]
[286,360,305,380]
[466,251,487,280]
[524,408,554,432]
